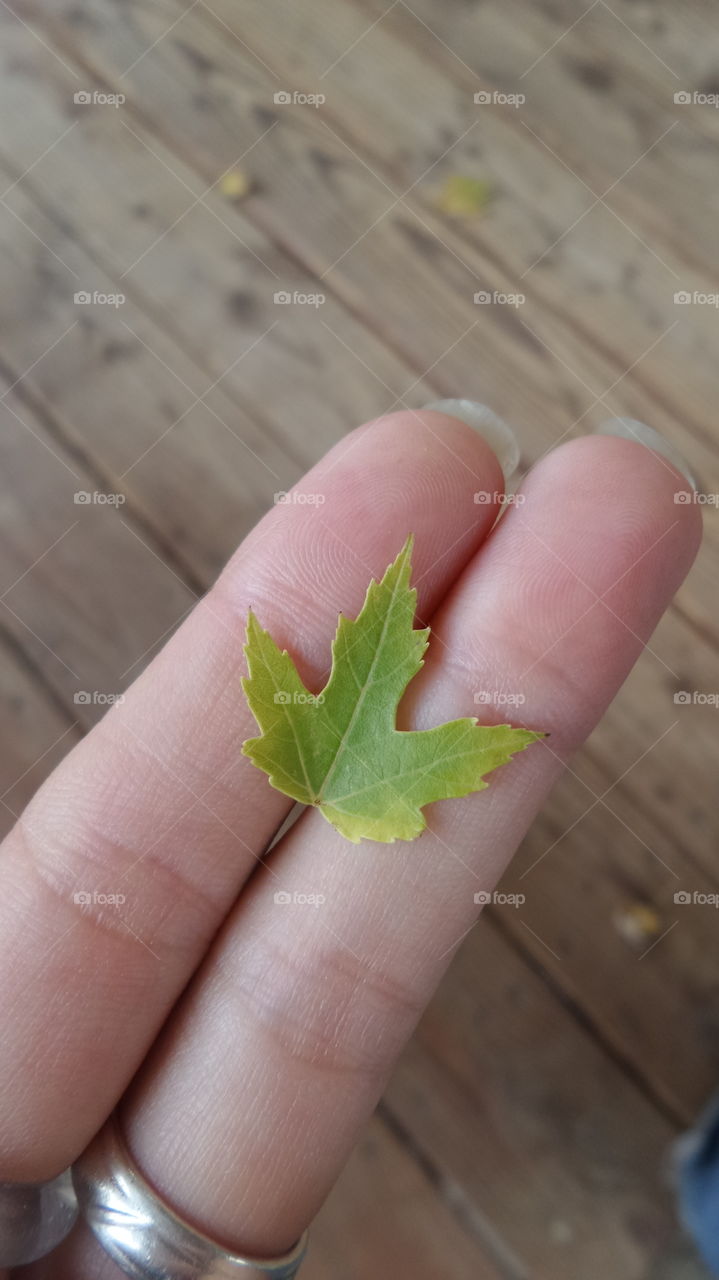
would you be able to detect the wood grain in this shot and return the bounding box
[387,922,678,1278]
[305,1114,503,1280]
[15,0,719,644]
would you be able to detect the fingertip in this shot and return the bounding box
[526,433,702,582]
[421,399,521,482]
[338,407,505,499]
[596,416,698,489]
[425,428,704,757]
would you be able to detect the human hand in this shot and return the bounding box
[0,407,701,1277]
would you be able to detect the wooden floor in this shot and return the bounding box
[1,1,718,1276]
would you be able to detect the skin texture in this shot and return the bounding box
[0,411,700,1278]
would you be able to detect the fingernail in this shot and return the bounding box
[595,417,697,491]
[421,399,520,482]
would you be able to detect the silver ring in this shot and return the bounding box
[0,1167,78,1266]
[73,1114,309,1279]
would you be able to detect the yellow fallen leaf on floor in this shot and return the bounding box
[613,903,662,948]
[437,175,493,216]
[219,169,251,200]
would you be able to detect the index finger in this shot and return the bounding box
[0,408,504,1182]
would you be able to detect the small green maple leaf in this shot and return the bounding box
[242,537,543,843]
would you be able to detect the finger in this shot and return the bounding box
[0,408,504,1182]
[104,434,699,1260]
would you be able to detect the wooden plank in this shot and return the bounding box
[15,0,719,645]
[456,604,719,1121]
[495,642,719,1122]
[0,14,440,465]
[0,168,302,584]
[0,380,194,721]
[184,0,719,636]
[499,797,719,1125]
[385,919,679,1280]
[0,633,79,837]
[388,0,719,148]
[339,0,719,271]
[123,0,719,481]
[306,1114,503,1280]
[540,609,719,886]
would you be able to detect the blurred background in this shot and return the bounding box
[0,1,718,1276]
